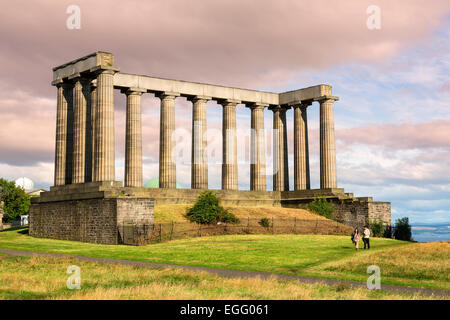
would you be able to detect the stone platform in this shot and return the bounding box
[29,182,154,245]
[30,182,390,245]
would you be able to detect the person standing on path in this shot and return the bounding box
[353,228,360,250]
[363,226,371,249]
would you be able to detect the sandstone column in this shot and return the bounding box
[281,108,290,191]
[90,80,97,181]
[93,69,116,182]
[220,100,239,190]
[158,92,179,188]
[320,97,338,189]
[190,96,210,189]
[71,76,90,184]
[53,82,73,186]
[270,106,284,191]
[84,82,93,183]
[249,103,267,191]
[124,88,145,187]
[293,102,311,190]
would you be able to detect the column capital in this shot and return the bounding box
[289,100,313,108]
[315,95,339,103]
[121,87,146,96]
[187,95,211,103]
[269,105,290,112]
[217,99,241,106]
[156,91,180,100]
[89,65,120,75]
[53,80,74,89]
[246,102,268,110]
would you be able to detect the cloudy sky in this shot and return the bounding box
[0,0,449,224]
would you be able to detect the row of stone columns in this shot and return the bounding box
[54,78,337,191]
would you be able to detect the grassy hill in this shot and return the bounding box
[154,204,329,223]
[2,228,447,291]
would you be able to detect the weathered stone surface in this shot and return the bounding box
[293,103,310,190]
[221,100,238,190]
[125,89,144,187]
[93,69,116,182]
[54,83,73,186]
[29,185,154,245]
[249,104,267,191]
[158,93,178,188]
[190,96,208,189]
[320,98,337,189]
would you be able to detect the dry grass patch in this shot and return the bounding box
[155,204,331,223]
[0,256,438,300]
[315,241,450,290]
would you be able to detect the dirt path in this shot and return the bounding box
[0,248,448,298]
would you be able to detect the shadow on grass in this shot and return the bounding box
[0,226,28,233]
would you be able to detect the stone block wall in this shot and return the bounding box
[29,197,154,245]
[333,200,391,229]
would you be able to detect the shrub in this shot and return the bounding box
[369,219,385,237]
[307,197,334,219]
[0,178,31,222]
[185,191,239,225]
[393,217,412,241]
[259,218,270,228]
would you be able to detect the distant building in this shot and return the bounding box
[27,189,47,197]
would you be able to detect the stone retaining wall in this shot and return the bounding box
[29,190,154,245]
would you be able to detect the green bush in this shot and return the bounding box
[0,178,30,222]
[259,218,270,228]
[369,219,385,237]
[306,197,334,219]
[185,191,239,225]
[393,217,412,241]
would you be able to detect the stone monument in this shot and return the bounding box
[29,52,390,244]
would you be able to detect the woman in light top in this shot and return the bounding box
[353,228,361,250]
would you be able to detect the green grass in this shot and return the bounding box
[5,227,445,289]
[0,255,436,300]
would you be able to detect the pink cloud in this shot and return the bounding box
[336,120,450,150]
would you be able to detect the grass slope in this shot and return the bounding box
[3,228,447,290]
[0,256,437,300]
[154,204,329,223]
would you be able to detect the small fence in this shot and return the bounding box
[119,217,353,245]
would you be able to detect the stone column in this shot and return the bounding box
[249,103,267,191]
[270,106,289,191]
[93,69,116,182]
[158,92,179,188]
[71,76,90,184]
[320,97,338,189]
[190,96,210,189]
[90,81,97,181]
[293,102,311,190]
[84,82,93,183]
[54,82,73,186]
[124,88,145,187]
[220,100,239,190]
[281,108,290,191]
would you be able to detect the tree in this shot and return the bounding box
[0,178,31,222]
[369,218,385,237]
[185,191,239,225]
[393,217,412,241]
[307,197,334,219]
